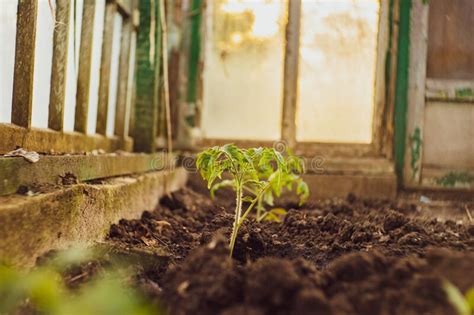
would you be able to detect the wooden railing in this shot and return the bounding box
[0,0,139,154]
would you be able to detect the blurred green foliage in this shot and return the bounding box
[0,248,161,315]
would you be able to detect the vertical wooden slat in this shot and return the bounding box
[11,0,38,128]
[133,0,161,152]
[48,0,71,131]
[114,20,132,137]
[281,0,301,148]
[75,0,96,133]
[128,0,139,138]
[372,0,390,153]
[403,0,429,186]
[383,0,400,159]
[96,2,116,135]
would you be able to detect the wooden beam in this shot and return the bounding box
[75,0,96,133]
[96,2,117,135]
[0,152,173,196]
[48,0,71,131]
[403,0,429,187]
[0,123,132,155]
[114,20,133,137]
[133,0,161,152]
[11,0,38,128]
[281,0,301,148]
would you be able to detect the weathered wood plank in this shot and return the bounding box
[0,167,187,267]
[114,20,132,137]
[281,0,301,149]
[0,123,132,155]
[403,0,429,187]
[96,2,117,135]
[0,152,173,196]
[11,0,38,128]
[48,0,71,131]
[372,0,390,154]
[133,0,161,152]
[426,79,474,102]
[75,0,96,133]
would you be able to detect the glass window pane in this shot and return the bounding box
[296,0,380,143]
[202,0,287,140]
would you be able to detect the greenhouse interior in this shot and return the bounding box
[0,0,473,314]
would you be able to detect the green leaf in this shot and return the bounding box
[465,288,474,311]
[296,180,309,206]
[444,281,471,315]
[263,190,274,206]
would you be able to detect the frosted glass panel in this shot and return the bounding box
[0,1,18,123]
[296,0,380,143]
[202,0,287,140]
[32,0,56,128]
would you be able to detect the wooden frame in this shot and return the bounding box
[425,79,474,102]
[403,0,429,187]
[195,0,393,161]
[403,0,474,190]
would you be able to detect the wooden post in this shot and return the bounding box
[49,0,71,131]
[133,0,161,152]
[96,2,117,135]
[11,0,38,128]
[75,0,96,133]
[403,0,429,186]
[114,20,132,138]
[281,0,302,148]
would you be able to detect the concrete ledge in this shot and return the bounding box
[0,168,187,267]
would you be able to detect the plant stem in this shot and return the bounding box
[238,183,270,226]
[256,197,263,222]
[229,182,243,257]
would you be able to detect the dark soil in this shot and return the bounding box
[108,187,474,315]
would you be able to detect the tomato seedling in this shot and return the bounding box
[196,144,309,257]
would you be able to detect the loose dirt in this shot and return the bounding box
[108,187,474,315]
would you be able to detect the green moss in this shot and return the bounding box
[436,171,474,188]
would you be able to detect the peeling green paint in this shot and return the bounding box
[436,171,474,188]
[394,0,412,182]
[455,88,473,99]
[410,127,422,180]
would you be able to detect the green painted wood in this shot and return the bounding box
[186,0,202,123]
[394,0,411,183]
[133,0,162,152]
